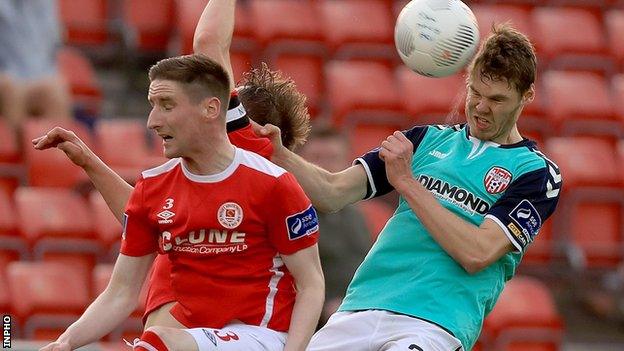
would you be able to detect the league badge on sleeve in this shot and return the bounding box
[509,199,542,244]
[484,166,512,194]
[286,205,319,240]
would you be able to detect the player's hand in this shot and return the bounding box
[379,131,414,191]
[253,122,286,158]
[39,341,71,351]
[31,127,95,168]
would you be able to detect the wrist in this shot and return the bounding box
[394,176,418,194]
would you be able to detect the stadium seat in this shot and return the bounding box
[0,189,27,261]
[230,51,253,84]
[95,118,155,181]
[0,119,19,163]
[271,54,325,115]
[57,47,103,114]
[531,7,613,72]
[483,276,563,351]
[176,0,252,55]
[319,0,395,61]
[58,0,110,47]
[545,137,623,268]
[542,71,618,137]
[89,191,122,251]
[606,10,624,69]
[347,122,404,161]
[396,66,466,124]
[248,0,324,52]
[325,60,404,126]
[7,261,90,339]
[121,0,176,53]
[472,4,533,40]
[22,119,93,188]
[358,199,395,242]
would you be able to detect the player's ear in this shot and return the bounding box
[522,83,535,105]
[201,97,221,120]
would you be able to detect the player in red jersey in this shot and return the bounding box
[33,0,313,343]
[38,55,323,351]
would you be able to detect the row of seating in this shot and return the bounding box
[55,44,624,141]
[0,258,563,350]
[58,0,624,65]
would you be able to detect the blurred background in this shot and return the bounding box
[0,0,623,350]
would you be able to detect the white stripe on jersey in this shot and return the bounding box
[238,149,287,178]
[142,158,181,178]
[261,255,285,328]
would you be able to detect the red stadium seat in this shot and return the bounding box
[176,0,252,55]
[57,47,103,114]
[272,54,325,115]
[531,7,612,72]
[546,137,623,268]
[15,187,95,244]
[90,191,122,250]
[319,0,394,61]
[542,71,618,137]
[249,0,323,50]
[0,119,19,163]
[483,276,563,351]
[15,187,100,269]
[396,66,466,124]
[22,119,93,188]
[7,261,90,339]
[58,0,110,47]
[96,119,156,181]
[606,10,624,69]
[358,199,395,242]
[326,61,404,126]
[230,51,253,84]
[122,0,176,52]
[347,122,403,161]
[472,4,533,40]
[0,189,27,261]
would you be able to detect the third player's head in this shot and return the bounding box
[464,24,536,144]
[237,63,311,151]
[147,54,230,159]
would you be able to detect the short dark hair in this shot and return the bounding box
[238,63,310,151]
[467,23,537,95]
[149,54,230,109]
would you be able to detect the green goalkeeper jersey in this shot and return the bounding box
[339,124,562,350]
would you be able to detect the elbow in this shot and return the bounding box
[460,254,491,275]
[193,31,229,56]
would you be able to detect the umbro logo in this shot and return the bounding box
[428,150,449,159]
[157,210,175,224]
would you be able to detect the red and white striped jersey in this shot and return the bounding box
[120,148,319,331]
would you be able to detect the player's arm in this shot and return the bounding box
[193,0,236,90]
[257,124,368,213]
[39,253,155,351]
[281,245,324,351]
[380,131,561,274]
[32,127,133,222]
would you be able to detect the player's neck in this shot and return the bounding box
[182,135,236,176]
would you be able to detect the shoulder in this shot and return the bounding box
[237,148,287,178]
[141,158,182,180]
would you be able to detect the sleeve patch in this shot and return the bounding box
[508,199,542,244]
[286,205,319,240]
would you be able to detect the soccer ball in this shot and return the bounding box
[394,0,480,78]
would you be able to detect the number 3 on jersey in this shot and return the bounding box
[163,198,174,209]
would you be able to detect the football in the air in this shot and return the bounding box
[394,0,480,77]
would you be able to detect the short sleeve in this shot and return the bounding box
[354,125,429,199]
[266,173,319,255]
[486,159,562,253]
[120,179,159,256]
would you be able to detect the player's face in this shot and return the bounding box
[465,71,532,144]
[147,79,205,159]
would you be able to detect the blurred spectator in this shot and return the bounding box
[298,124,372,326]
[0,0,71,131]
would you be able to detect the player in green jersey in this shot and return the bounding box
[258,24,562,351]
